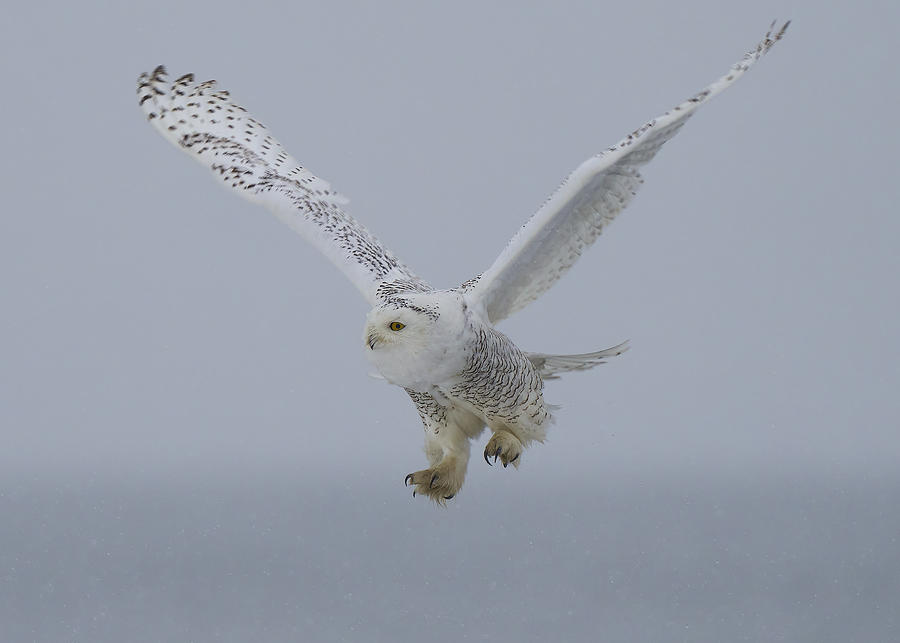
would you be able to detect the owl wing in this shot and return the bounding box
[137,67,429,304]
[465,22,789,324]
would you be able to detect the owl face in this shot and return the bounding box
[364,305,435,352]
[363,291,470,390]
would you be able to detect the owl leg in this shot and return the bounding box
[404,428,470,504]
[404,390,480,504]
[483,430,524,469]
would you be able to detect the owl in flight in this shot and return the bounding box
[138,22,788,503]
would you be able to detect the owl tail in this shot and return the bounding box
[526,340,629,380]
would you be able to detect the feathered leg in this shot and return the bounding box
[405,390,483,504]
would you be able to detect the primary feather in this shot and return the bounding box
[136,66,428,304]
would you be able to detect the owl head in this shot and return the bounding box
[363,291,469,389]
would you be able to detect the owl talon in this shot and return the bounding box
[404,456,464,504]
[404,473,413,487]
[484,431,524,469]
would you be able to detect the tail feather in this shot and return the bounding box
[527,340,629,380]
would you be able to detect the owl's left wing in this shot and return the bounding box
[465,22,789,324]
[137,67,428,304]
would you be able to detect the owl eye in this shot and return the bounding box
[389,321,406,331]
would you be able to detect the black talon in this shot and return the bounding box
[412,490,416,498]
[404,473,413,487]
[429,473,438,488]
[510,453,520,464]
[484,451,493,466]
[502,460,508,468]
[444,494,454,500]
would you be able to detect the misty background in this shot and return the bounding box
[2,1,898,641]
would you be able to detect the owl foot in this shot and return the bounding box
[404,455,465,504]
[483,431,523,469]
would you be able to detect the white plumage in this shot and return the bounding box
[138,21,788,503]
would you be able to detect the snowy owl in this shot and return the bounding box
[138,22,788,503]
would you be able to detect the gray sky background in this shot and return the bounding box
[1,1,899,641]
[2,0,896,478]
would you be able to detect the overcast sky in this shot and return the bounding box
[3,0,896,479]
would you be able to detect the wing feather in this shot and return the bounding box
[466,22,789,323]
[137,67,428,303]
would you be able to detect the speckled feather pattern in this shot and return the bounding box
[138,22,788,503]
[448,326,549,442]
[136,66,427,304]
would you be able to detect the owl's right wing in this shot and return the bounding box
[465,22,789,324]
[137,67,428,304]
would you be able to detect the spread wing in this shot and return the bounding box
[465,22,789,324]
[137,67,428,304]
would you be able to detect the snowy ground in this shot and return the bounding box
[3,469,896,642]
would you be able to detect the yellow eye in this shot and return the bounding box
[389,321,406,331]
